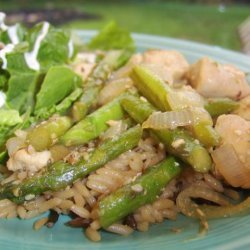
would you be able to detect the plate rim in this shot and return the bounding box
[75,29,250,70]
[1,29,250,250]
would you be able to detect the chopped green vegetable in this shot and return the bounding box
[121,94,212,173]
[88,21,135,52]
[5,49,33,75]
[6,72,42,113]
[35,66,81,114]
[26,116,72,151]
[0,125,142,204]
[72,50,127,120]
[0,109,23,126]
[0,126,15,149]
[0,23,27,45]
[61,95,125,146]
[26,22,73,71]
[130,64,172,111]
[0,70,9,90]
[205,98,239,117]
[99,157,182,228]
[193,123,220,148]
[131,65,219,147]
[35,88,82,120]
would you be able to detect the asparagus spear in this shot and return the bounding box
[61,96,125,146]
[99,157,182,228]
[26,116,72,151]
[72,51,126,121]
[0,125,142,204]
[130,64,171,111]
[204,97,239,117]
[121,94,212,173]
[131,65,219,147]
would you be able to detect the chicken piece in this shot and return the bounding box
[7,145,52,174]
[186,57,250,100]
[233,95,250,121]
[129,50,189,84]
[215,114,250,167]
[72,52,96,80]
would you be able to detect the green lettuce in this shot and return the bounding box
[88,21,135,51]
[35,66,82,114]
[6,72,43,114]
[27,23,72,71]
[0,109,23,148]
[35,88,82,120]
[0,109,22,126]
[88,22,135,69]
[0,23,27,45]
[6,47,33,75]
[0,70,9,90]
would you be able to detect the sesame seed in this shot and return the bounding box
[171,139,185,149]
[234,129,242,136]
[131,184,144,193]
[25,194,35,201]
[139,96,147,102]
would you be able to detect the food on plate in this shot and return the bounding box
[0,13,249,242]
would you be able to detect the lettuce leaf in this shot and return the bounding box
[88,21,135,51]
[35,66,81,114]
[4,23,74,74]
[6,48,33,75]
[6,72,43,114]
[0,70,9,90]
[0,23,27,45]
[35,88,82,120]
[0,109,23,126]
[0,108,23,148]
[26,23,72,71]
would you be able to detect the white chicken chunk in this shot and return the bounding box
[215,114,250,167]
[234,95,250,121]
[186,57,250,100]
[129,50,189,84]
[72,52,96,80]
[7,145,52,174]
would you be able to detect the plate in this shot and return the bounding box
[1,31,250,250]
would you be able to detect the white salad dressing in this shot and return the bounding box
[0,12,8,31]
[68,38,74,58]
[7,25,19,44]
[0,91,6,108]
[0,44,14,69]
[24,22,50,71]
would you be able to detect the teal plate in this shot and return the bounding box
[1,31,250,250]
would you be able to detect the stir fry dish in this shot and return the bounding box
[0,13,249,242]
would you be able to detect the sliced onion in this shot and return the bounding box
[191,107,213,126]
[101,120,128,141]
[50,144,70,162]
[142,109,193,130]
[201,197,250,219]
[141,63,173,84]
[211,143,250,188]
[176,185,230,219]
[176,185,230,233]
[98,78,133,105]
[167,86,205,110]
[110,63,134,81]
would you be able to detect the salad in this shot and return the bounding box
[0,12,249,242]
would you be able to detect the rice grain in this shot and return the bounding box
[85,227,101,242]
[34,217,49,230]
[106,224,134,236]
[71,205,90,218]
